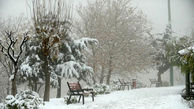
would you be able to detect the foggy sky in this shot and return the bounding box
[133,0,194,36]
[0,0,5,15]
[0,0,193,36]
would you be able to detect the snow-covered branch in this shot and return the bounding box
[0,31,28,65]
[74,38,98,50]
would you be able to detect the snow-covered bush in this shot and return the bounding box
[4,95,17,109]
[0,103,4,109]
[87,84,111,95]
[111,84,121,91]
[182,98,194,108]
[64,96,78,104]
[2,90,43,109]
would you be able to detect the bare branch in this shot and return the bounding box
[16,32,29,62]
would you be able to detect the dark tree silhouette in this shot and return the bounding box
[0,31,28,95]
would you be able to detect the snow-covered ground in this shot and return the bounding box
[41,86,190,109]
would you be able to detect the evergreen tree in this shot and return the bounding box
[20,0,98,100]
[152,25,175,86]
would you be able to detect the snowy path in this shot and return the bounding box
[41,86,190,109]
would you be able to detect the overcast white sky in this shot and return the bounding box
[133,0,194,36]
[0,0,193,36]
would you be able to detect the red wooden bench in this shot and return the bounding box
[67,82,94,104]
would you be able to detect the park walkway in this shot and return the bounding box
[41,86,189,109]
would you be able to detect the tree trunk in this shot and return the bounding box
[106,69,112,85]
[185,71,190,95]
[92,76,96,85]
[37,84,43,93]
[169,66,174,86]
[157,71,162,87]
[191,70,194,83]
[99,66,105,84]
[43,58,50,101]
[11,68,17,96]
[34,79,38,92]
[106,57,113,85]
[92,46,96,85]
[56,77,61,98]
[157,63,170,87]
[29,78,33,90]
[7,80,10,95]
[92,63,96,84]
[7,62,12,95]
[11,77,17,96]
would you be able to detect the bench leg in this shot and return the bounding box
[67,95,72,105]
[78,95,81,103]
[82,95,84,104]
[92,92,94,101]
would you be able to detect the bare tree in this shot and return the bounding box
[76,0,151,84]
[0,17,30,96]
[0,31,28,96]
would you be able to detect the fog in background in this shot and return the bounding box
[0,0,193,36]
[133,0,194,36]
[0,0,192,99]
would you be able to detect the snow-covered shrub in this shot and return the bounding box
[111,81,126,91]
[3,90,43,109]
[0,103,5,109]
[182,98,194,108]
[111,84,121,91]
[4,95,17,109]
[64,96,78,104]
[87,84,111,95]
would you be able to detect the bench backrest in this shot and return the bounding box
[67,82,82,92]
[149,79,159,83]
